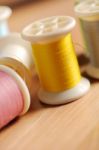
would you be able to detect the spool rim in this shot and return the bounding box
[0,65,30,115]
[38,77,90,105]
[22,16,76,42]
[0,6,12,21]
[75,0,99,18]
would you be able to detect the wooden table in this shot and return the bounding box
[0,0,99,150]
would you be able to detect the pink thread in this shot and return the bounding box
[0,71,24,129]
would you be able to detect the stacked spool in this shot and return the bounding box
[22,16,90,105]
[0,6,34,94]
[75,0,99,78]
[0,6,34,129]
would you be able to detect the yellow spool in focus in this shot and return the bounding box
[22,16,90,105]
[32,33,81,92]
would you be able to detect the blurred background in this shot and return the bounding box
[0,0,33,6]
[0,0,83,55]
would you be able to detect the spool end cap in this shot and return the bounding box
[38,77,90,105]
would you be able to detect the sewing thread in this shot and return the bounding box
[0,65,30,129]
[22,16,90,105]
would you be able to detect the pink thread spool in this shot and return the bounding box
[0,65,30,129]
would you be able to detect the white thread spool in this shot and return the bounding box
[0,32,34,94]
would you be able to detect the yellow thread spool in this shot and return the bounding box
[0,33,34,94]
[32,34,81,92]
[22,16,90,105]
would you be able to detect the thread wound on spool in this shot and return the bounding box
[22,16,90,104]
[0,71,24,129]
[32,33,81,92]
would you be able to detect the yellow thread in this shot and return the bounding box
[32,33,81,92]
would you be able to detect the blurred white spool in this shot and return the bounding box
[0,6,12,37]
[0,32,34,94]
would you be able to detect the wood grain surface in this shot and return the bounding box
[0,0,99,150]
